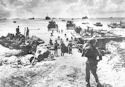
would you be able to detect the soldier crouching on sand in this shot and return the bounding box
[81,38,102,87]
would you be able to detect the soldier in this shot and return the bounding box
[26,27,29,38]
[54,40,59,57]
[60,40,66,56]
[90,29,94,37]
[49,39,53,45]
[16,26,20,36]
[68,41,73,54]
[81,38,102,87]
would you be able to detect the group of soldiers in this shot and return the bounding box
[16,25,103,87]
[49,28,103,87]
[50,35,102,87]
[16,26,29,39]
[49,35,73,57]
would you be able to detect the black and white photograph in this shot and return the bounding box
[0,0,125,87]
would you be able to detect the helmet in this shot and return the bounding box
[87,38,97,45]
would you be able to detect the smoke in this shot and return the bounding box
[0,0,125,18]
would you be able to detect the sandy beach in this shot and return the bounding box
[0,18,125,87]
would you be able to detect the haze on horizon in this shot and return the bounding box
[0,0,125,19]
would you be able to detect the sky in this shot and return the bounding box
[0,0,125,18]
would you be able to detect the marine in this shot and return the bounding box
[82,38,102,87]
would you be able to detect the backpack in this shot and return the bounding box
[82,45,98,58]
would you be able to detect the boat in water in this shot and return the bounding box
[82,16,88,19]
[47,20,58,31]
[45,16,51,20]
[108,21,125,28]
[94,22,103,27]
[66,21,76,30]
[13,21,17,23]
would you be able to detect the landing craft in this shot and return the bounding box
[45,16,51,20]
[74,26,82,34]
[94,22,103,27]
[47,20,58,31]
[66,21,76,30]
[118,21,125,28]
[108,23,118,28]
[108,21,125,28]
[61,19,66,22]
[82,16,88,19]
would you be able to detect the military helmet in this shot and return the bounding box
[87,38,97,45]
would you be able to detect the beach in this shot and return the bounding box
[0,18,125,87]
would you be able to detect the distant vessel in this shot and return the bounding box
[13,21,17,23]
[61,19,66,22]
[94,22,103,27]
[66,21,76,30]
[45,16,51,20]
[82,22,89,24]
[82,16,88,19]
[28,17,35,20]
[47,20,58,31]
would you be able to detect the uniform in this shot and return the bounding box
[82,39,102,87]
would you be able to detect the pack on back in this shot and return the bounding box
[84,46,98,58]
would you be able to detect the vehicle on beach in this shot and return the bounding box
[74,26,82,34]
[94,22,103,27]
[118,21,125,28]
[48,20,58,31]
[82,16,88,19]
[66,21,76,30]
[61,19,66,22]
[108,23,118,28]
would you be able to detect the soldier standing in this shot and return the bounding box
[68,41,73,54]
[16,26,20,36]
[82,38,102,87]
[26,27,29,38]
[54,40,59,57]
